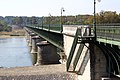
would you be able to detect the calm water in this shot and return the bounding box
[0,37,32,68]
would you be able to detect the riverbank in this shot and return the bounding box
[0,35,25,38]
[0,29,25,38]
[0,64,77,80]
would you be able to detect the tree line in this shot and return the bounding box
[85,11,120,24]
[0,11,120,31]
[42,11,120,25]
[0,16,40,31]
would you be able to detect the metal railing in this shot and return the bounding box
[96,24,120,41]
[27,23,120,42]
[27,24,62,33]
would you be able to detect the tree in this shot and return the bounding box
[0,20,11,31]
[84,16,93,24]
[85,11,120,24]
[13,16,23,25]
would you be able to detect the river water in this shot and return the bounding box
[0,37,33,68]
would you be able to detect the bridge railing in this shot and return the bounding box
[37,16,62,32]
[27,23,120,42]
[26,16,63,33]
[27,24,62,33]
[96,24,120,41]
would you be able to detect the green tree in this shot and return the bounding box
[0,20,11,31]
[85,11,120,24]
[84,16,93,24]
[13,17,23,25]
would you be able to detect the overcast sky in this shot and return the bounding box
[0,0,120,17]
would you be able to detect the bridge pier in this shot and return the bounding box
[30,36,39,65]
[28,33,36,50]
[24,30,38,65]
[25,29,32,45]
[31,36,41,54]
[35,41,60,66]
[31,36,45,65]
[90,43,108,80]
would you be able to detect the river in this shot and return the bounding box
[0,37,33,68]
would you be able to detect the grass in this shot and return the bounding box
[0,29,25,38]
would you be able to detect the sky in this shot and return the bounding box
[0,0,120,17]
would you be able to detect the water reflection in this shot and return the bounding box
[0,37,32,68]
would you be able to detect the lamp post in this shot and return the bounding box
[93,0,101,40]
[48,13,51,31]
[42,16,44,29]
[60,7,65,33]
[93,0,96,40]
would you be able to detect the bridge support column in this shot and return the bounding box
[28,33,36,50]
[30,36,45,65]
[31,36,40,54]
[35,41,60,66]
[25,30,32,44]
[30,36,39,65]
[25,30,29,43]
[90,43,107,80]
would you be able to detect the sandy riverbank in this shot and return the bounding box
[0,29,26,38]
[0,35,25,38]
[0,64,77,80]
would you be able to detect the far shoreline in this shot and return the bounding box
[0,35,25,38]
[0,29,26,38]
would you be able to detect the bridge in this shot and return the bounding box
[25,19,120,80]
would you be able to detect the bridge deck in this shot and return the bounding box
[26,24,120,47]
[0,64,77,80]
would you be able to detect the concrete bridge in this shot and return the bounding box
[25,23,120,80]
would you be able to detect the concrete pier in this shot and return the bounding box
[31,36,40,54]
[35,41,60,66]
[25,29,32,44]
[28,32,36,47]
[90,43,108,80]
[30,36,46,65]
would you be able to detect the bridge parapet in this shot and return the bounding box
[63,25,94,61]
[63,25,92,80]
[63,25,94,37]
[26,24,62,33]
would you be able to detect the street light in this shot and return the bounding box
[93,0,101,40]
[60,7,65,33]
[93,0,96,40]
[42,16,44,29]
[48,13,51,31]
